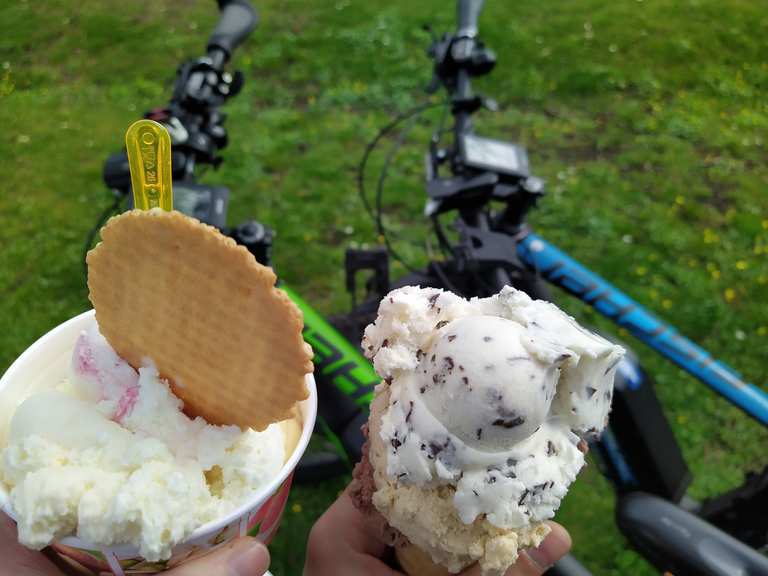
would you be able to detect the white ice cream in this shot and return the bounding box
[362,286,624,529]
[0,323,285,561]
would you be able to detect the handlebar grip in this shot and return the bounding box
[457,0,484,36]
[207,0,258,60]
[617,492,768,575]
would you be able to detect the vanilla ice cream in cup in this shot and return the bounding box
[0,310,317,575]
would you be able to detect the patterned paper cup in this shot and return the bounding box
[0,309,317,575]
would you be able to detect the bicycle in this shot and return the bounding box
[87,1,768,574]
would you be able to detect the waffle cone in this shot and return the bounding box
[87,209,312,431]
[396,543,453,576]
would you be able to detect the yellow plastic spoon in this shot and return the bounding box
[125,119,173,211]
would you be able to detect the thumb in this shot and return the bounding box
[459,522,572,576]
[167,537,270,576]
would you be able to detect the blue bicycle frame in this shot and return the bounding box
[517,233,768,426]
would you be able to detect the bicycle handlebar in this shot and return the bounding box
[457,0,484,37]
[207,0,258,65]
[617,492,768,575]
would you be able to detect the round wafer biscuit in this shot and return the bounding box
[86,209,312,430]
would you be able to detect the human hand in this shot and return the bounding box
[0,514,270,576]
[304,487,571,576]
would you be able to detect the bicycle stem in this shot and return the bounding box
[517,233,768,426]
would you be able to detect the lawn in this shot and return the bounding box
[1,0,767,574]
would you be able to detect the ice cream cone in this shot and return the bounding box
[396,543,452,576]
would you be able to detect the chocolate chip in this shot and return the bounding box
[406,401,414,423]
[462,376,469,386]
[604,357,621,375]
[397,472,407,479]
[390,438,402,449]
[459,365,465,371]
[492,416,525,428]
[518,490,529,505]
[506,458,517,467]
[432,374,439,384]
[447,335,457,342]
[428,293,439,308]
[416,349,425,361]
[476,428,483,440]
[505,469,517,479]
[430,354,436,363]
[547,441,557,456]
[435,320,449,330]
[384,376,393,385]
[488,475,497,484]
[558,353,572,362]
[389,297,394,303]
[419,386,426,394]
[381,338,389,348]
[473,489,479,496]
[586,386,597,398]
[483,336,493,342]
[444,356,454,370]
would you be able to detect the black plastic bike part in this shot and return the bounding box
[593,353,691,501]
[545,554,592,576]
[226,219,273,266]
[616,492,768,576]
[344,248,390,308]
[207,0,258,63]
[698,465,768,550]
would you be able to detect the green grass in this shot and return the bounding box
[2,0,767,574]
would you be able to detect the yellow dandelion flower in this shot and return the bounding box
[662,299,673,309]
[292,503,303,514]
[735,260,748,270]
[724,288,736,302]
[757,326,767,336]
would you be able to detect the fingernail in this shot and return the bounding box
[228,539,269,576]
[525,528,571,571]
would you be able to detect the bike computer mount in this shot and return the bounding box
[423,13,545,227]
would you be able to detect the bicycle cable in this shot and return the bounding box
[374,114,422,273]
[81,191,123,282]
[357,100,445,220]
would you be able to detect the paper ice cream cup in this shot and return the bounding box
[0,309,317,576]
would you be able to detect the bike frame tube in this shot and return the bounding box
[283,287,378,407]
[517,233,768,426]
